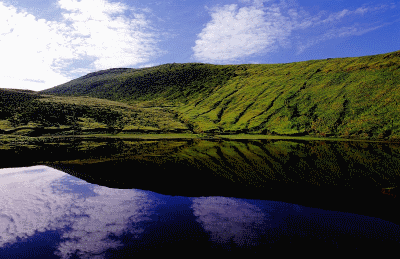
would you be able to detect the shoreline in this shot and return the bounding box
[1,132,400,144]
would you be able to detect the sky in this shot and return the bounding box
[0,0,399,91]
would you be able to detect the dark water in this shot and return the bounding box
[0,139,399,256]
[0,166,399,258]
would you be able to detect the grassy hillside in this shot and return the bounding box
[1,50,397,140]
[40,63,239,105]
[0,88,41,118]
[39,50,400,141]
[0,89,190,136]
[179,51,400,140]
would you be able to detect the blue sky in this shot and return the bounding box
[1,0,399,91]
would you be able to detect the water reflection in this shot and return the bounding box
[1,139,400,227]
[0,167,67,248]
[0,166,399,257]
[2,139,399,192]
[192,196,400,252]
[53,185,157,258]
[26,139,399,226]
[0,166,160,258]
[191,197,267,247]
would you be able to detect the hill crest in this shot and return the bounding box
[35,50,400,140]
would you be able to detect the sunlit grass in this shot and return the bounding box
[1,50,399,141]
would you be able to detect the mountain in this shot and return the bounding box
[39,50,400,141]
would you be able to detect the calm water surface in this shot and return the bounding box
[0,165,399,258]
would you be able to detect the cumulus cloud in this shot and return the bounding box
[58,0,160,70]
[0,3,71,90]
[193,3,291,63]
[0,0,160,91]
[193,0,395,63]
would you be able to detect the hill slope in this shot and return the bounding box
[0,89,189,136]
[41,50,400,140]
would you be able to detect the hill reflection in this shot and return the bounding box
[1,138,399,225]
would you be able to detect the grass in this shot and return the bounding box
[215,134,400,143]
[0,91,191,136]
[85,133,204,139]
[1,50,399,141]
[2,132,399,149]
[0,133,215,147]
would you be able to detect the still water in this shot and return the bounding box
[0,165,399,258]
[1,139,400,256]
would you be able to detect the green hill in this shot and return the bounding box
[0,89,189,136]
[39,50,400,141]
[40,63,239,104]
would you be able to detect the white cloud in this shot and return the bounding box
[0,3,72,90]
[193,0,394,63]
[317,4,390,25]
[297,24,385,54]
[0,0,161,91]
[294,4,393,53]
[59,0,161,70]
[193,3,291,63]
[355,7,370,15]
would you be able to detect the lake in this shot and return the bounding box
[0,138,399,257]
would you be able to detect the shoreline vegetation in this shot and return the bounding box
[1,50,400,143]
[1,132,400,147]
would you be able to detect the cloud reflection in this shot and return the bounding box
[0,166,158,259]
[55,187,156,258]
[191,197,267,248]
[0,166,68,246]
